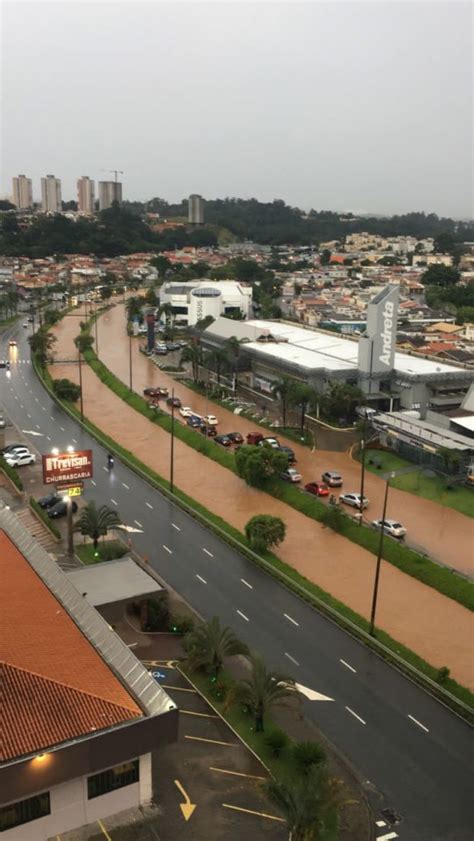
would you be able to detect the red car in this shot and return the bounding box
[227,432,244,444]
[304,481,330,497]
[143,387,168,399]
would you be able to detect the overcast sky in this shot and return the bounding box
[1,1,472,217]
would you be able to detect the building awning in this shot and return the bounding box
[66,558,163,607]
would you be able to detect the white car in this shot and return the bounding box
[203,414,218,426]
[179,406,194,418]
[259,437,280,449]
[372,519,407,539]
[339,492,369,509]
[5,451,36,467]
[22,321,28,328]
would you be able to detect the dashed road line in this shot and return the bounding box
[110,498,118,506]
[72,438,77,443]
[172,523,181,531]
[376,834,398,841]
[240,578,253,589]
[163,545,172,554]
[345,706,366,725]
[134,520,143,528]
[59,425,64,431]
[50,416,54,421]
[196,574,207,584]
[146,502,153,509]
[236,609,249,622]
[340,659,357,673]
[408,714,429,733]
[284,612,299,627]
[284,652,300,666]
[46,436,51,441]
[122,482,130,489]
[222,803,285,822]
[202,547,214,557]
[91,479,96,486]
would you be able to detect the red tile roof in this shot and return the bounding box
[0,530,142,761]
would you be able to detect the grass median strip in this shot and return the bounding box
[80,343,473,612]
[33,349,474,716]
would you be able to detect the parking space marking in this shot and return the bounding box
[284,613,299,627]
[237,609,249,622]
[97,820,113,840]
[162,685,197,693]
[222,803,286,822]
[408,714,429,733]
[172,522,181,531]
[185,735,238,747]
[285,652,300,666]
[163,545,172,554]
[202,547,214,557]
[210,767,267,781]
[180,710,219,719]
[240,578,253,589]
[196,574,207,584]
[340,659,357,673]
[346,706,366,725]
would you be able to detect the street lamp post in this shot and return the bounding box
[129,332,133,391]
[78,348,84,421]
[170,388,175,493]
[369,471,395,636]
[93,298,99,355]
[358,414,368,525]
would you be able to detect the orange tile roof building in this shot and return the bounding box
[0,508,177,839]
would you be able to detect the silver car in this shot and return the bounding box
[339,492,369,509]
[372,519,407,538]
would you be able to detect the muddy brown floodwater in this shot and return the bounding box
[49,306,474,688]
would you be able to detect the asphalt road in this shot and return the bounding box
[1,320,473,841]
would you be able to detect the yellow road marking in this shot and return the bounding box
[185,735,238,747]
[97,819,113,840]
[210,766,267,781]
[222,803,286,822]
[162,684,196,693]
[174,779,196,821]
[180,709,219,719]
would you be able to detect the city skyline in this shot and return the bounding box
[1,1,472,218]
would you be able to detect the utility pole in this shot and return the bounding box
[129,332,133,391]
[369,472,395,636]
[170,388,175,494]
[358,413,368,525]
[66,495,74,556]
[78,347,84,421]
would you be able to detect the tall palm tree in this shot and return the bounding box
[231,655,294,732]
[271,376,293,427]
[158,303,176,339]
[180,342,202,382]
[74,501,122,550]
[205,347,230,386]
[265,766,340,841]
[183,616,249,679]
[289,382,316,434]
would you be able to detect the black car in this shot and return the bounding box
[0,360,10,369]
[278,445,296,464]
[215,434,232,447]
[227,432,244,444]
[200,425,217,437]
[166,396,182,409]
[38,493,62,509]
[1,443,26,455]
[47,500,78,519]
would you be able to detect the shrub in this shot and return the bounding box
[30,497,60,539]
[169,614,195,634]
[53,378,81,401]
[0,456,23,491]
[245,514,286,552]
[321,505,346,532]
[264,728,289,757]
[144,594,170,631]
[436,666,451,685]
[293,741,327,774]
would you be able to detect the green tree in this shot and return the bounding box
[271,376,293,427]
[194,314,215,332]
[74,333,94,354]
[433,232,456,254]
[74,501,122,550]
[145,286,158,307]
[230,655,294,732]
[204,347,230,385]
[158,302,176,339]
[52,378,81,401]
[265,765,340,840]
[180,342,201,382]
[245,515,286,552]
[289,382,316,433]
[150,254,172,278]
[100,286,113,301]
[28,330,57,367]
[183,616,249,679]
[320,382,363,422]
[126,296,142,321]
[438,447,462,475]
[235,445,288,487]
[293,741,327,776]
[421,265,461,287]
[320,249,331,265]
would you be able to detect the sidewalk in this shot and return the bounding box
[48,309,474,688]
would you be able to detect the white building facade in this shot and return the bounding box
[12,175,33,209]
[77,177,95,214]
[160,280,252,326]
[41,175,62,213]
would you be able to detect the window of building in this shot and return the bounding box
[87,759,139,800]
[0,792,50,831]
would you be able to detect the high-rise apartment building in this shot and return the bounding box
[77,176,95,214]
[41,175,62,213]
[99,181,123,211]
[12,175,33,209]
[188,194,204,224]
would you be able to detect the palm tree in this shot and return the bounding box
[183,616,249,679]
[28,331,57,369]
[180,342,202,382]
[205,347,230,386]
[289,382,316,434]
[265,766,340,841]
[158,303,176,339]
[230,655,294,732]
[74,500,122,550]
[271,376,293,427]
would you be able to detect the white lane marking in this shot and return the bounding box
[27,413,31,418]
[345,706,366,725]
[376,834,398,841]
[46,436,51,441]
[236,609,249,622]
[122,482,130,490]
[72,438,77,444]
[91,479,96,486]
[241,578,253,589]
[196,574,207,584]
[102,465,108,472]
[36,424,41,430]
[50,416,54,421]
[376,822,386,828]
[284,613,299,627]
[408,714,429,733]
[163,545,172,554]
[202,547,214,557]
[35,397,39,402]
[172,523,181,531]
[59,425,64,431]
[146,502,153,509]
[20,404,24,408]
[134,520,143,528]
[111,498,118,506]
[340,659,357,673]
[285,652,300,666]
[42,406,46,411]
[14,395,18,400]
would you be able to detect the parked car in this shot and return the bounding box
[0,360,9,369]
[227,432,244,444]
[322,471,343,487]
[372,519,407,538]
[304,481,330,497]
[4,451,36,467]
[204,414,219,427]
[215,434,232,447]
[166,396,182,409]
[277,445,296,464]
[246,432,264,445]
[9,339,17,347]
[187,415,204,428]
[166,342,181,351]
[179,406,194,418]
[27,316,34,323]
[200,425,217,437]
[37,493,62,509]
[339,492,369,509]
[144,387,163,396]
[259,437,280,450]
[22,321,28,328]
[0,415,5,430]
[47,499,78,519]
[155,347,168,355]
[280,468,302,483]
[1,443,25,455]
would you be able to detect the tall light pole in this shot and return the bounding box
[170,388,175,493]
[358,412,368,525]
[129,332,133,391]
[78,347,84,421]
[93,297,99,355]
[369,471,396,636]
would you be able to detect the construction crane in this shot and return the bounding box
[100,169,124,183]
